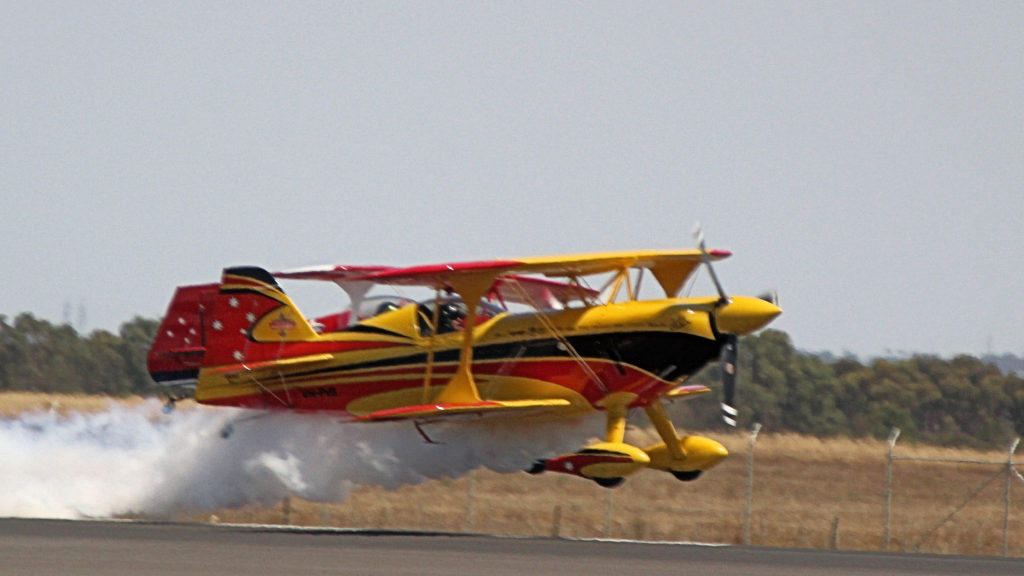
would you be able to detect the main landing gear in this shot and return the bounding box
[527,394,727,487]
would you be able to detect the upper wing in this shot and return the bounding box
[359,249,730,298]
[274,250,729,297]
[274,263,598,307]
[516,249,729,277]
[273,265,394,281]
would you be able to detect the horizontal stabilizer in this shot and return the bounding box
[355,398,572,422]
[204,353,336,376]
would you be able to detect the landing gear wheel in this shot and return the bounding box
[526,460,547,475]
[671,470,702,482]
[593,477,625,488]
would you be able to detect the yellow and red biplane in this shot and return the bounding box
[147,239,780,487]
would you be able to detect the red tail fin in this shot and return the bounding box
[147,283,219,385]
[200,266,320,367]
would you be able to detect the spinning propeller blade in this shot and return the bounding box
[720,334,739,427]
[692,223,729,305]
[693,224,744,427]
[756,290,779,306]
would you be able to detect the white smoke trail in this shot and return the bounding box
[0,400,600,519]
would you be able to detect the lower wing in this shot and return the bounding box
[355,398,574,422]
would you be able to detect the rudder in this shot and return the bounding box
[147,282,219,386]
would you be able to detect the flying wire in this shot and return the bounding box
[506,277,609,394]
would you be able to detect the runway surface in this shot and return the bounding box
[2,518,1022,576]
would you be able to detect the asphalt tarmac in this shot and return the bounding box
[2,518,1022,576]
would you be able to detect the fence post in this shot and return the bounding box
[1003,438,1019,557]
[464,469,477,533]
[830,516,840,550]
[604,488,614,539]
[744,422,762,546]
[551,504,562,538]
[884,427,900,551]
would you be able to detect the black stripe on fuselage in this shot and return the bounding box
[278,332,723,383]
[338,324,412,339]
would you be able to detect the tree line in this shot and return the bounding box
[0,313,159,396]
[685,330,1024,448]
[1,312,1022,447]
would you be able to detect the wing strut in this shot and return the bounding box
[421,289,443,403]
[433,274,493,404]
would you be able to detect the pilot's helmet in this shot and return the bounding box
[439,302,465,319]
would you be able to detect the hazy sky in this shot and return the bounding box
[3,2,1022,358]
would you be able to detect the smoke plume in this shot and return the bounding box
[0,400,598,519]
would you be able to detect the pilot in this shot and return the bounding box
[437,302,467,333]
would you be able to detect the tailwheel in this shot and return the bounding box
[671,470,702,482]
[593,477,625,488]
[526,460,547,475]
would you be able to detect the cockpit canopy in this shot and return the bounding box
[310,295,505,337]
[414,298,505,335]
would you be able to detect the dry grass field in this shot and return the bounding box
[0,391,149,418]
[190,431,1023,557]
[5,393,1022,556]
